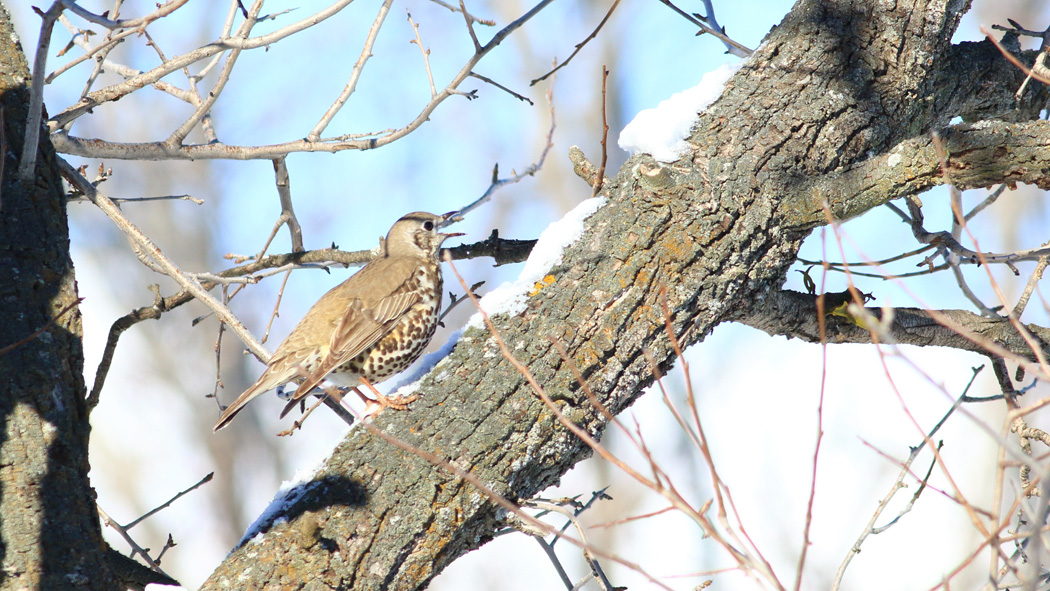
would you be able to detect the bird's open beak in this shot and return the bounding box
[438,210,465,237]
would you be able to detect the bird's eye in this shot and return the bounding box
[423,221,434,231]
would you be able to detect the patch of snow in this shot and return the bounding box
[618,62,744,163]
[237,436,342,547]
[466,197,606,330]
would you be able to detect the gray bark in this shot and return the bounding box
[0,4,119,590]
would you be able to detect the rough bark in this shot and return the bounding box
[734,289,1050,361]
[203,0,1049,589]
[0,4,119,590]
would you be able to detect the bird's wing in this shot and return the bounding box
[278,258,424,417]
[212,319,330,431]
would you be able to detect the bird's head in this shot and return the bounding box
[386,211,464,258]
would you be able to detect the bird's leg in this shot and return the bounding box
[277,393,330,437]
[351,387,372,404]
[358,376,419,411]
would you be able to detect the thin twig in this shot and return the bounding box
[831,354,987,587]
[427,0,494,25]
[124,472,214,530]
[653,0,751,57]
[653,289,783,586]
[165,3,259,147]
[458,0,482,52]
[454,84,555,219]
[19,2,63,182]
[468,72,533,104]
[59,0,188,29]
[532,535,574,589]
[981,26,1050,85]
[407,11,438,98]
[271,157,304,252]
[97,505,172,575]
[211,285,229,401]
[437,280,485,325]
[592,66,609,197]
[531,0,620,86]
[307,0,393,141]
[794,297,827,591]
[263,269,293,344]
[49,0,356,130]
[797,245,936,269]
[67,193,203,204]
[524,500,615,590]
[965,185,1009,221]
[1013,255,1049,318]
[51,0,556,160]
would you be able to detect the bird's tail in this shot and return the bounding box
[213,382,270,431]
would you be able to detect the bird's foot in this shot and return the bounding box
[373,390,420,411]
[356,377,419,415]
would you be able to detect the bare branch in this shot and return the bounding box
[124,472,214,530]
[1014,254,1049,318]
[468,72,533,104]
[458,0,482,52]
[67,193,203,204]
[49,0,358,130]
[592,66,610,197]
[454,85,555,219]
[59,0,190,30]
[50,0,559,161]
[733,289,1050,367]
[97,505,173,576]
[165,3,261,146]
[653,0,752,57]
[307,0,394,141]
[407,11,439,98]
[530,0,621,86]
[271,157,304,252]
[57,158,268,362]
[18,2,63,182]
[426,0,495,27]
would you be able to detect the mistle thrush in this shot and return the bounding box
[213,211,463,431]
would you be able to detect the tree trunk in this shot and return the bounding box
[0,5,118,590]
[204,0,1049,589]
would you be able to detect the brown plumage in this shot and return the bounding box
[213,211,463,431]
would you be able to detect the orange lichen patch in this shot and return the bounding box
[660,230,697,260]
[573,343,601,369]
[633,266,652,288]
[529,274,556,296]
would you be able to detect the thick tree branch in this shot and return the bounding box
[780,119,1050,232]
[0,3,119,587]
[734,290,1050,363]
[202,1,1016,588]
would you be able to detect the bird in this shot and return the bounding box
[213,211,464,431]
